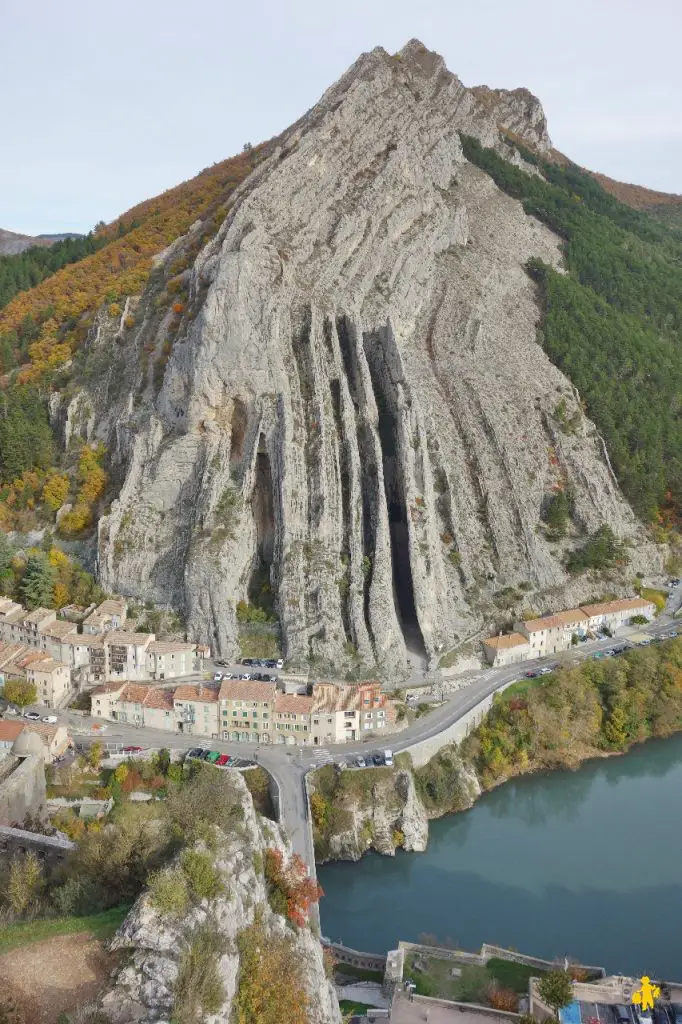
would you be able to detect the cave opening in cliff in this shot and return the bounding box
[230,398,248,468]
[248,435,277,616]
[364,328,427,659]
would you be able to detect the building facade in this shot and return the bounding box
[482,632,532,667]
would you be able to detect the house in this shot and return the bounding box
[0,642,32,684]
[82,598,127,635]
[273,694,314,743]
[580,597,656,631]
[0,721,72,763]
[22,721,72,762]
[141,686,176,730]
[482,632,532,668]
[90,681,128,720]
[514,614,575,657]
[553,608,590,635]
[40,619,80,662]
[0,721,24,760]
[173,684,220,738]
[0,601,27,645]
[146,641,197,680]
[218,679,276,742]
[19,608,57,648]
[309,680,394,745]
[106,683,153,726]
[105,631,155,682]
[24,656,71,708]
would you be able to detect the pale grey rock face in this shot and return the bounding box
[100,772,341,1024]
[94,38,660,674]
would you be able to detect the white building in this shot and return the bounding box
[580,597,656,631]
[146,641,197,680]
[482,632,532,668]
[82,598,127,635]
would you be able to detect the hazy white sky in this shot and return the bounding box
[2,0,681,235]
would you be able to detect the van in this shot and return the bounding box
[384,749,394,766]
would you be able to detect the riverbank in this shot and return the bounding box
[310,637,682,861]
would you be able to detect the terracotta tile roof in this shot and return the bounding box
[23,722,60,741]
[148,641,195,654]
[554,609,590,626]
[25,656,64,672]
[483,632,530,650]
[0,643,30,668]
[23,608,55,625]
[0,721,24,742]
[274,694,313,715]
[521,615,566,633]
[91,681,127,696]
[174,684,219,703]
[580,597,654,617]
[144,688,175,710]
[119,683,154,704]
[312,683,361,714]
[42,620,78,639]
[106,631,155,646]
[218,680,276,703]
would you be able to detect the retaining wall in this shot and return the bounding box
[0,824,74,867]
[322,939,387,971]
[404,681,517,767]
[0,754,46,826]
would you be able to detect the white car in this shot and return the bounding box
[276,659,284,669]
[384,749,394,766]
[42,715,58,724]
[23,711,41,721]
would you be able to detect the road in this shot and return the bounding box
[6,588,680,881]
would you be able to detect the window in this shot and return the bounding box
[232,710,238,717]
[252,710,258,718]
[242,711,248,718]
[262,712,269,720]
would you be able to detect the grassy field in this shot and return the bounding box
[0,905,129,955]
[405,952,547,1004]
[640,588,668,613]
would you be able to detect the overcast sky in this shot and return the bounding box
[2,0,681,235]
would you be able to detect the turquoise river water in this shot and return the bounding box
[317,733,682,979]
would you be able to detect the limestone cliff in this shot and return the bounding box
[98,772,340,1024]
[65,38,657,673]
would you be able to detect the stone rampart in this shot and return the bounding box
[0,824,75,867]
[0,753,46,826]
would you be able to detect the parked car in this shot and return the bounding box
[612,645,627,654]
[239,674,252,680]
[276,659,284,669]
[4,705,18,715]
[242,658,254,666]
[23,711,41,720]
[524,671,538,678]
[670,630,679,638]
[384,749,394,766]
[670,578,680,587]
[123,745,143,753]
[593,652,606,660]
[186,748,205,760]
[42,715,58,724]
[355,756,366,768]
[213,672,223,681]
[216,754,230,766]
[372,752,384,766]
[614,1006,633,1024]
[538,666,553,675]
[205,751,221,763]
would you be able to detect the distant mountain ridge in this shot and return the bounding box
[0,227,82,256]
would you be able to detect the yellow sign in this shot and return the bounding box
[632,977,661,1012]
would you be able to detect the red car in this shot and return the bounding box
[216,754,230,766]
[123,745,143,753]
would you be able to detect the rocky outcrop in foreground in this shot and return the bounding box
[311,752,480,862]
[99,772,340,1024]
[83,38,658,675]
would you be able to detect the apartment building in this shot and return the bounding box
[219,680,276,743]
[173,684,220,738]
[580,597,656,631]
[514,614,577,657]
[25,656,71,708]
[146,641,197,680]
[482,632,532,668]
[273,694,314,743]
[90,680,128,720]
[0,600,26,645]
[40,619,80,662]
[82,598,127,635]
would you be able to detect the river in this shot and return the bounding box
[318,733,682,979]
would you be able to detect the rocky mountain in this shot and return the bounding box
[0,227,80,255]
[56,38,656,676]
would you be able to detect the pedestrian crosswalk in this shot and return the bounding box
[312,747,334,766]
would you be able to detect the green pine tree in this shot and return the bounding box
[20,553,55,609]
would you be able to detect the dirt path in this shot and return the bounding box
[0,933,115,1024]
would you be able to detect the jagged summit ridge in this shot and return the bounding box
[95,42,656,675]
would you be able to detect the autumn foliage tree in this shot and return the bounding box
[263,848,323,928]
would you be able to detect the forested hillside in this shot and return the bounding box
[0,143,268,538]
[462,135,682,525]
